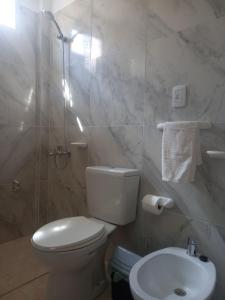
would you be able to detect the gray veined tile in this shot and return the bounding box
[49,0,92,127]
[146,9,175,42]
[0,126,35,184]
[47,126,88,222]
[0,52,36,126]
[87,126,143,170]
[145,27,225,126]
[0,5,38,70]
[90,0,146,126]
[205,0,225,18]
[146,0,216,32]
[0,4,39,127]
[178,16,225,77]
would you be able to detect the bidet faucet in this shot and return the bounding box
[186,237,198,257]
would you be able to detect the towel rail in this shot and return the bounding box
[157,121,211,131]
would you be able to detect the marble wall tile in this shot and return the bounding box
[47,126,88,221]
[0,2,49,242]
[0,126,35,184]
[0,50,36,127]
[205,0,225,18]
[69,125,89,190]
[0,5,38,127]
[37,16,51,127]
[0,4,38,69]
[90,0,145,126]
[145,17,225,125]
[179,17,225,77]
[87,126,143,170]
[147,0,216,32]
[146,8,174,43]
[49,0,92,127]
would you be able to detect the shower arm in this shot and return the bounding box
[41,10,80,43]
[41,10,64,40]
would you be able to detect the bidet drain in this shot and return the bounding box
[174,288,187,297]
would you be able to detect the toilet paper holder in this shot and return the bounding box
[142,194,174,215]
[156,196,174,209]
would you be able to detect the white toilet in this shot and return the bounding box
[31,166,140,300]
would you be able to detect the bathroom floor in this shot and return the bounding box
[0,237,112,300]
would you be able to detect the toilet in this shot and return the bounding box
[31,166,140,300]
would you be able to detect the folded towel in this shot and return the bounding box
[162,122,202,183]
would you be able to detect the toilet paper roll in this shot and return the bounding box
[142,195,164,215]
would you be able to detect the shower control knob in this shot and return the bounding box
[12,180,21,192]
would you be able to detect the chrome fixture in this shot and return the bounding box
[187,237,198,257]
[49,145,70,157]
[41,10,64,40]
[41,10,78,43]
[12,179,21,192]
[42,10,77,170]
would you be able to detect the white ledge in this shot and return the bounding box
[206,151,225,160]
[157,121,211,131]
[70,142,88,149]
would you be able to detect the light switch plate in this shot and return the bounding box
[172,85,187,108]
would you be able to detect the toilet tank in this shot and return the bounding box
[86,167,140,225]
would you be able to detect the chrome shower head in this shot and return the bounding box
[41,10,55,21]
[41,10,64,40]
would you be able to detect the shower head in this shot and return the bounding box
[41,10,64,40]
[41,10,54,18]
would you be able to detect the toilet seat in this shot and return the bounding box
[31,216,105,252]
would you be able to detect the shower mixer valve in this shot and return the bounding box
[49,145,71,157]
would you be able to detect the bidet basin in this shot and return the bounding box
[129,247,216,300]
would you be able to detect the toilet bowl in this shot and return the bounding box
[32,166,140,300]
[32,216,116,300]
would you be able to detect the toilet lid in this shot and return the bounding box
[32,217,105,252]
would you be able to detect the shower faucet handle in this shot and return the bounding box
[49,145,71,157]
[56,145,63,154]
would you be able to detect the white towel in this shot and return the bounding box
[162,122,202,183]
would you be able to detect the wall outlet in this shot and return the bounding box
[172,85,187,108]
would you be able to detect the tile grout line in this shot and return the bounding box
[0,272,49,299]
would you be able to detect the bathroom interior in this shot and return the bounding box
[0,0,225,299]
